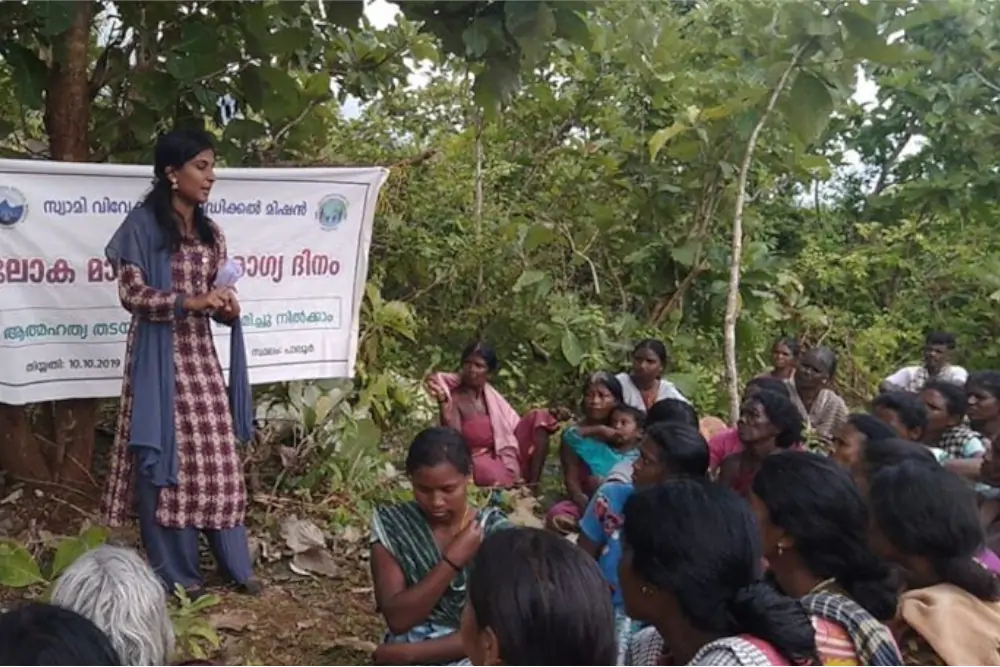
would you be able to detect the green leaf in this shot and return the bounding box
[783,72,833,144]
[670,240,700,268]
[0,541,45,587]
[410,37,439,64]
[79,525,109,549]
[505,2,557,63]
[32,1,79,37]
[50,537,87,579]
[305,72,332,99]
[649,122,690,160]
[462,22,493,59]
[355,418,382,448]
[798,154,830,171]
[553,8,593,49]
[512,269,547,292]
[324,1,364,27]
[223,118,268,144]
[665,373,698,399]
[560,329,584,367]
[4,45,48,110]
[257,66,303,121]
[523,225,556,252]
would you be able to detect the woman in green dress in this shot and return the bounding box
[370,427,509,665]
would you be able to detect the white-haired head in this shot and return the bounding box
[50,545,174,666]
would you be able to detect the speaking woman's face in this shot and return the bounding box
[168,149,216,205]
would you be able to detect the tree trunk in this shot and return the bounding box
[724,48,806,423]
[1,2,98,489]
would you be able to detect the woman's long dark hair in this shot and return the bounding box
[623,479,817,663]
[467,527,616,665]
[146,129,217,252]
[870,460,1000,601]
[753,451,898,620]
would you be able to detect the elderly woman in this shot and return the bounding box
[792,347,848,444]
[50,545,173,666]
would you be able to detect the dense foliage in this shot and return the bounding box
[2,0,1000,498]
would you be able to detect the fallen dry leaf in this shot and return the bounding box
[290,546,340,578]
[280,517,326,553]
[339,524,363,544]
[209,610,255,633]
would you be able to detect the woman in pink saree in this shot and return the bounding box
[426,341,563,487]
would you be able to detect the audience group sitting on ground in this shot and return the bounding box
[6,330,1000,666]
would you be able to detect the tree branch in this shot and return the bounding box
[724,43,809,423]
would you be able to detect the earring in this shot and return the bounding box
[777,544,786,556]
[641,584,653,595]
[170,179,179,190]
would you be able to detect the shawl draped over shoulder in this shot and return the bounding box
[105,205,253,488]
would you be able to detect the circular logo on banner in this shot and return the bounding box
[0,187,28,228]
[316,195,348,231]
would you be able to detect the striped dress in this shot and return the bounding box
[370,501,509,630]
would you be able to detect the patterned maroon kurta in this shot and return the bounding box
[101,228,246,530]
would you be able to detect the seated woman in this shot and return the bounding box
[920,380,988,481]
[427,340,562,487]
[547,373,636,532]
[579,422,710,663]
[0,602,122,665]
[830,413,898,474]
[971,371,1000,549]
[621,479,818,666]
[461,527,616,665]
[871,391,928,442]
[370,427,509,666]
[50,545,173,666]
[792,347,849,445]
[758,337,799,383]
[869,461,1000,665]
[717,389,804,497]
[708,377,794,472]
[750,451,902,665]
[615,339,688,411]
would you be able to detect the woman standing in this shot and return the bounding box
[101,129,259,597]
[615,339,688,412]
[792,347,848,444]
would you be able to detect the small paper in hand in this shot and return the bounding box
[215,258,243,288]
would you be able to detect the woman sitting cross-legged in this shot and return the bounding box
[750,451,902,665]
[621,479,819,666]
[460,527,617,665]
[427,340,563,488]
[370,427,510,666]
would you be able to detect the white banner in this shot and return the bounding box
[0,159,388,405]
